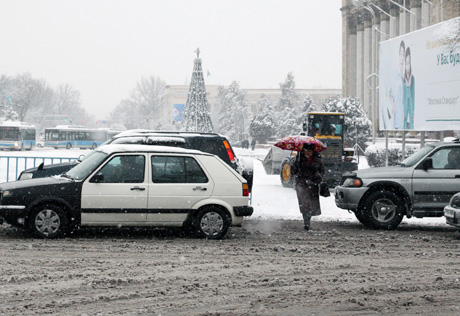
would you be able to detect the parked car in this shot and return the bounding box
[0,144,253,239]
[444,192,460,228]
[335,139,460,229]
[18,130,254,191]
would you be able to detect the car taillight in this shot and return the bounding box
[242,183,250,196]
[223,140,236,163]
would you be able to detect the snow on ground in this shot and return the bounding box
[0,146,448,227]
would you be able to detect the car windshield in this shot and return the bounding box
[65,151,108,180]
[78,139,113,162]
[400,145,434,167]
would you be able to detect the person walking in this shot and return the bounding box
[291,143,325,231]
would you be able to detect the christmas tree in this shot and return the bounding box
[182,48,213,132]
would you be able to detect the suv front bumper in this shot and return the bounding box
[334,186,369,210]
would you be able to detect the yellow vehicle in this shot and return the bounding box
[262,112,358,187]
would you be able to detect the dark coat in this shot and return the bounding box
[291,151,325,216]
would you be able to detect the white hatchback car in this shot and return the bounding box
[0,144,253,239]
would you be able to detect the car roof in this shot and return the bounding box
[96,144,213,156]
[114,129,228,139]
[428,139,460,147]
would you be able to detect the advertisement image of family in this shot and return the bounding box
[382,40,415,130]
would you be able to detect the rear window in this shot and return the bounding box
[187,138,231,164]
[151,156,208,183]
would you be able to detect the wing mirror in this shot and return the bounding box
[422,157,433,171]
[90,173,104,183]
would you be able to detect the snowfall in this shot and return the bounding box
[0,145,447,228]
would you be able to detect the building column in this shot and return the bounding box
[363,13,373,116]
[410,0,422,31]
[421,0,432,27]
[348,16,357,98]
[341,3,352,97]
[356,18,364,104]
[390,5,400,37]
[399,5,410,35]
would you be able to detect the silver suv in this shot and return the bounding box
[335,140,460,229]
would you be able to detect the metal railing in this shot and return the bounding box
[0,156,79,182]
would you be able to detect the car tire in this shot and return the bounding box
[92,143,97,149]
[354,209,370,225]
[360,189,405,230]
[66,143,72,150]
[193,207,230,239]
[280,157,295,188]
[29,204,69,238]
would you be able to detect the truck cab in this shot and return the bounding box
[262,112,358,188]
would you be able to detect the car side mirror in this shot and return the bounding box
[422,157,433,171]
[90,173,104,183]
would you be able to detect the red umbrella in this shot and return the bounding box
[274,135,327,152]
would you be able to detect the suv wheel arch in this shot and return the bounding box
[359,181,412,217]
[358,183,410,229]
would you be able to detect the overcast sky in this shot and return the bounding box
[0,0,342,119]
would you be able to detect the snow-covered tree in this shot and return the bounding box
[295,95,317,130]
[182,49,213,133]
[322,96,372,147]
[56,83,81,115]
[9,73,40,121]
[111,76,165,129]
[277,72,300,112]
[217,81,248,142]
[275,72,302,137]
[249,94,275,143]
[131,76,165,122]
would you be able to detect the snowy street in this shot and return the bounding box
[1,147,460,316]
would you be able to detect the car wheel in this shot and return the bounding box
[280,157,295,188]
[194,207,230,239]
[66,143,72,150]
[29,204,69,238]
[92,143,97,149]
[354,209,369,225]
[360,189,405,230]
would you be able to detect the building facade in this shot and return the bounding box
[341,0,460,134]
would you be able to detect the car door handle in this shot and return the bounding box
[193,186,207,191]
[130,186,146,191]
[456,175,460,178]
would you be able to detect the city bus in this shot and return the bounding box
[0,122,36,150]
[44,126,108,149]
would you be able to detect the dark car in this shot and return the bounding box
[18,130,254,190]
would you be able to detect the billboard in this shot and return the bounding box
[173,104,185,122]
[379,17,460,131]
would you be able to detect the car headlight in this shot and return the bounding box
[342,178,363,187]
[449,195,460,208]
[19,173,33,180]
[2,190,13,197]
